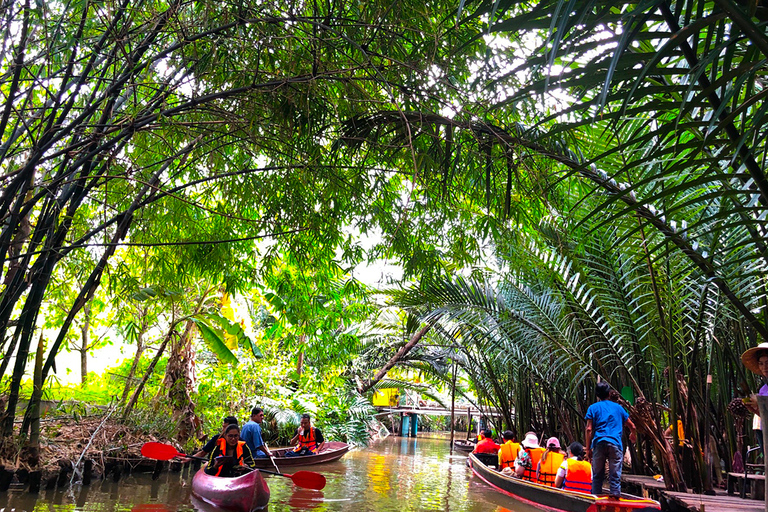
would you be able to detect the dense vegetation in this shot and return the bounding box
[2,0,768,495]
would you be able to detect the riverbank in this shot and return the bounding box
[0,414,180,492]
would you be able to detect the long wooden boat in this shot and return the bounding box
[191,468,270,512]
[453,439,477,452]
[468,453,660,512]
[251,441,349,468]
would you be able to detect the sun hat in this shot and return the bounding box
[546,437,561,449]
[522,433,540,449]
[742,343,768,374]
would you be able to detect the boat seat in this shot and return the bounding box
[474,453,499,468]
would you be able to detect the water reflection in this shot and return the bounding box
[1,435,540,512]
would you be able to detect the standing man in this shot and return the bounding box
[240,406,272,459]
[585,382,636,499]
[285,413,325,457]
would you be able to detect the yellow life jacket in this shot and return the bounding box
[537,450,565,486]
[498,441,520,469]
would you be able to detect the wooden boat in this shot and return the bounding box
[453,439,477,452]
[468,453,660,512]
[251,441,349,468]
[191,468,270,512]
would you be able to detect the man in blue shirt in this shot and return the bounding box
[240,406,271,458]
[585,382,636,498]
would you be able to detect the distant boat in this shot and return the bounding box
[453,439,476,452]
[467,453,661,512]
[252,441,349,468]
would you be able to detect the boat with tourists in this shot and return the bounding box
[467,453,660,512]
[253,441,349,468]
[191,467,270,512]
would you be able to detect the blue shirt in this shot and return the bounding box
[585,399,629,450]
[240,420,264,455]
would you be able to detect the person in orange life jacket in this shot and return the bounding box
[554,442,592,493]
[285,413,325,457]
[204,424,255,477]
[498,431,521,470]
[473,429,500,454]
[184,415,238,462]
[537,437,566,486]
[515,432,545,480]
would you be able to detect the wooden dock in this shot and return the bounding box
[622,474,766,512]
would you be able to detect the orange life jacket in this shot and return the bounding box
[213,438,246,477]
[563,458,592,493]
[295,427,318,453]
[498,441,520,469]
[522,447,545,481]
[538,451,566,486]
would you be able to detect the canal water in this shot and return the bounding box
[0,434,540,512]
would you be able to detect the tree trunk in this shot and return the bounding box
[358,318,439,394]
[120,323,147,408]
[80,304,91,385]
[122,326,175,421]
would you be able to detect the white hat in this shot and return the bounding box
[522,433,540,449]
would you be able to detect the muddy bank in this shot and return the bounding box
[0,414,186,493]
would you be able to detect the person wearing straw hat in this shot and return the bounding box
[741,342,768,454]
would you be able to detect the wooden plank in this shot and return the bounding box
[663,490,766,512]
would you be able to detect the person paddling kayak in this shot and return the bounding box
[205,424,256,477]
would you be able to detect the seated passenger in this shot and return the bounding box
[473,429,500,454]
[554,442,592,493]
[205,424,255,477]
[515,432,545,481]
[286,413,325,456]
[537,437,566,486]
[498,430,521,470]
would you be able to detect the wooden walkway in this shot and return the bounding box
[622,474,766,512]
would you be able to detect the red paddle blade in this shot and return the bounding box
[289,471,327,490]
[141,442,182,460]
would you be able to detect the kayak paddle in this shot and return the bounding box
[141,442,207,461]
[259,469,326,490]
[141,442,327,490]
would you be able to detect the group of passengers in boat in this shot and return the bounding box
[186,407,325,477]
[473,381,636,499]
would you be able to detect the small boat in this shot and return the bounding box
[251,441,349,468]
[453,439,477,452]
[468,453,660,512]
[191,468,270,512]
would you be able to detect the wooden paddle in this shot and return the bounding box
[140,442,327,490]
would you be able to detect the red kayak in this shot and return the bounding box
[191,468,270,512]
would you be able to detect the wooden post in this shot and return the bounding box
[449,362,457,454]
[466,408,472,441]
[758,395,768,512]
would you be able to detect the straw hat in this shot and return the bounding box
[522,433,540,449]
[741,342,768,374]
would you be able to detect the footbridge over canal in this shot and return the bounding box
[374,404,505,437]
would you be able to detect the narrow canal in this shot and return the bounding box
[0,435,540,512]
